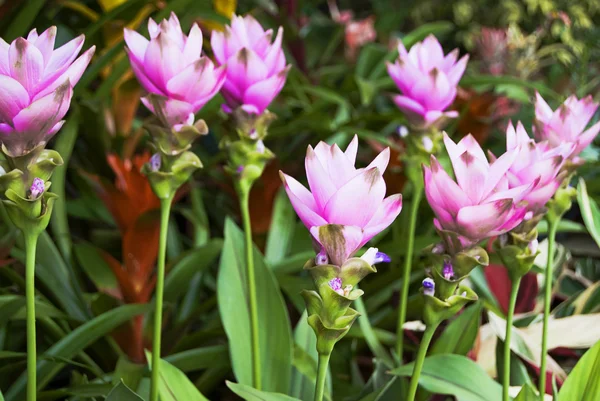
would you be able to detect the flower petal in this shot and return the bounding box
[310,224,364,266]
[226,48,268,93]
[324,167,386,227]
[0,75,29,122]
[143,33,184,92]
[34,26,57,66]
[0,37,9,75]
[182,23,203,65]
[45,35,84,73]
[34,46,95,100]
[242,67,288,114]
[305,145,337,212]
[126,48,164,95]
[280,172,325,229]
[123,28,149,64]
[365,147,390,174]
[455,199,513,241]
[9,38,44,93]
[361,193,403,246]
[344,135,358,165]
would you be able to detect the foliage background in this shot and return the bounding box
[0,0,599,399]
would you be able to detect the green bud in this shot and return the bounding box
[546,185,576,223]
[142,151,202,200]
[423,285,478,326]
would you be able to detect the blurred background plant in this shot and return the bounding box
[0,0,599,400]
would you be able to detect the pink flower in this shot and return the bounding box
[387,35,468,130]
[211,15,290,115]
[500,122,573,214]
[424,133,534,250]
[534,92,600,162]
[124,13,226,130]
[0,27,95,156]
[280,136,402,266]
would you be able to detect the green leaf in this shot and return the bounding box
[217,218,293,393]
[577,178,600,249]
[145,350,209,401]
[163,239,223,302]
[265,188,296,266]
[2,0,45,42]
[0,295,69,321]
[514,383,538,400]
[73,242,119,292]
[460,75,560,101]
[5,304,149,401]
[557,340,600,401]
[354,293,394,367]
[113,356,145,390]
[430,302,482,356]
[391,354,503,401]
[105,381,143,401]
[402,21,455,48]
[164,345,229,373]
[50,112,79,260]
[226,381,301,401]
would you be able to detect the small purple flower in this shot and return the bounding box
[315,248,329,265]
[29,178,44,199]
[442,260,454,280]
[432,243,445,254]
[236,165,245,175]
[361,247,391,265]
[150,153,161,172]
[248,129,258,140]
[421,136,434,152]
[422,277,435,296]
[329,277,343,295]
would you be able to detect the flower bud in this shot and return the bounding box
[361,247,391,265]
[29,178,44,199]
[315,248,329,265]
[421,136,434,152]
[423,277,435,296]
[397,125,409,138]
[150,153,161,172]
[328,277,344,295]
[528,239,539,254]
[442,260,454,280]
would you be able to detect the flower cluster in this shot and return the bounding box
[387,35,468,130]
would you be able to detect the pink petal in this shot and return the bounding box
[34,46,95,101]
[280,172,325,229]
[167,57,215,101]
[361,193,403,246]
[440,49,459,72]
[13,80,72,135]
[0,37,9,75]
[392,95,426,120]
[143,33,184,92]
[148,18,159,39]
[450,150,488,203]
[27,29,38,42]
[324,167,386,227]
[444,133,487,163]
[123,28,149,64]
[365,147,390,174]
[534,92,553,122]
[182,24,203,66]
[140,95,194,128]
[310,224,364,266]
[45,35,84,73]
[126,48,164,95]
[428,155,471,214]
[210,31,227,65]
[446,54,469,86]
[242,67,288,114]
[191,64,226,110]
[305,145,337,212]
[34,26,57,66]
[574,121,600,156]
[482,149,517,198]
[0,75,29,122]
[424,164,457,229]
[226,48,268,93]
[263,27,285,75]
[456,199,514,241]
[418,35,444,71]
[344,135,358,165]
[9,38,44,93]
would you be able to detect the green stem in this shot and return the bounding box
[239,188,262,390]
[539,217,559,400]
[407,322,438,401]
[314,352,331,401]
[25,232,39,401]
[396,182,423,361]
[150,197,173,401]
[503,276,522,401]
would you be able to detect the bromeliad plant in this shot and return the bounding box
[211,14,290,390]
[281,136,402,401]
[123,13,225,401]
[0,28,94,401]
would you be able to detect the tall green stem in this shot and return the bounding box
[396,182,423,361]
[406,322,438,401]
[314,352,331,401]
[25,232,39,401]
[503,276,522,401]
[239,188,262,390]
[539,217,559,400]
[150,197,173,401]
